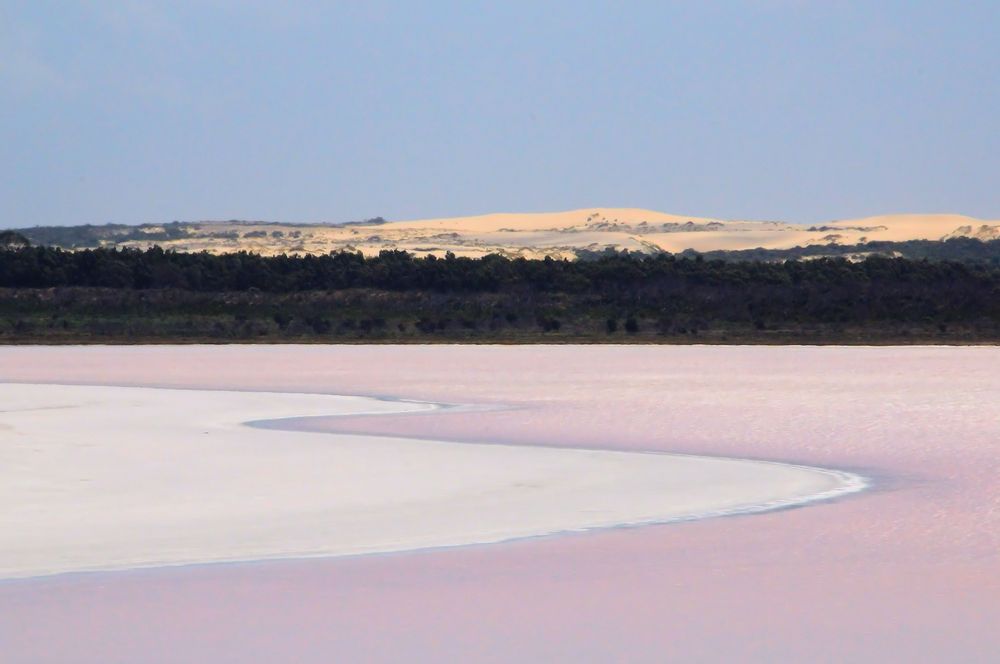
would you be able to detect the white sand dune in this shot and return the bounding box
[826,213,1000,242]
[382,207,726,231]
[0,383,864,580]
[99,207,1000,258]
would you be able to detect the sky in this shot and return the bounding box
[1,1,997,228]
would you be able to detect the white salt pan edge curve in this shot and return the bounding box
[0,384,867,580]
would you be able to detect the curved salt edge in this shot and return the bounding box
[0,383,867,580]
[259,415,869,535]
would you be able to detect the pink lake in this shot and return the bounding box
[1,345,998,663]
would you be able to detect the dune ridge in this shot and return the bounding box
[19,208,1000,259]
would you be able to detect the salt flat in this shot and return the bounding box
[0,382,860,580]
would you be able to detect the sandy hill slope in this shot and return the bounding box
[17,208,1000,258]
[383,208,726,231]
[826,214,1000,242]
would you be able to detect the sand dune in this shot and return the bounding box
[827,213,1000,242]
[29,207,1000,259]
[0,383,862,580]
[383,207,727,231]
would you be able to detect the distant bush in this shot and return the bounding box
[0,231,30,249]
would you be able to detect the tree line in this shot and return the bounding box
[2,244,999,343]
[3,244,999,293]
[674,237,1000,264]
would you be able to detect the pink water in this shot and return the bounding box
[2,345,998,662]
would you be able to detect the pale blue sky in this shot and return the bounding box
[2,1,997,228]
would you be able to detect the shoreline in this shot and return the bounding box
[2,464,867,587]
[0,382,866,581]
[2,337,999,347]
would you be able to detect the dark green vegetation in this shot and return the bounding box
[0,231,30,250]
[672,237,1000,264]
[15,222,195,248]
[2,244,999,343]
